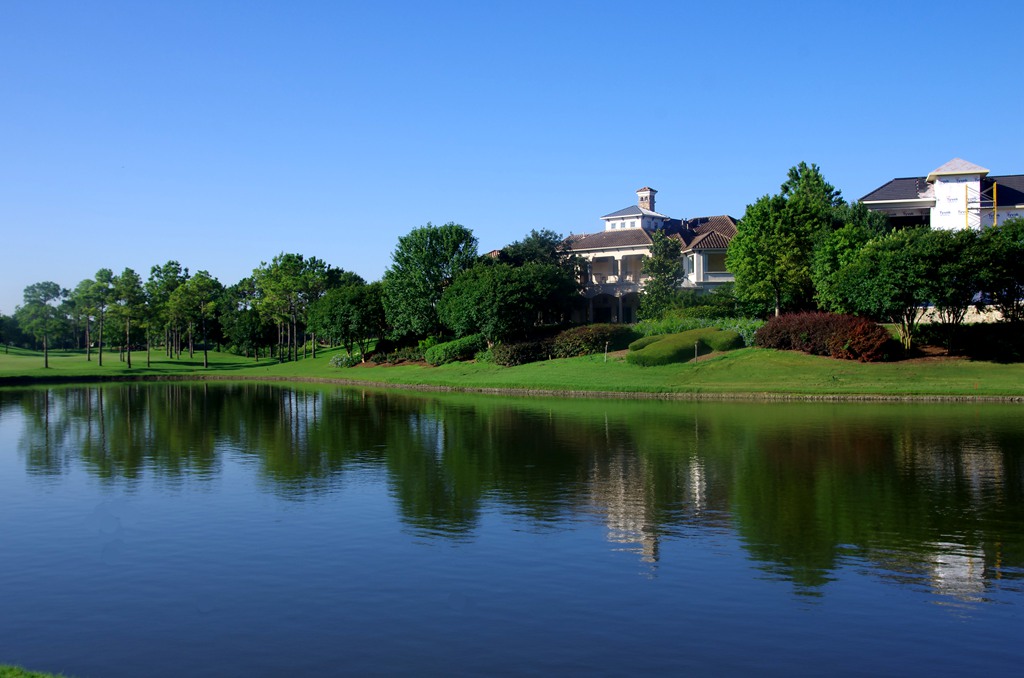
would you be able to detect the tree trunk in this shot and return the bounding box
[43,333,49,368]
[85,318,92,362]
[126,317,132,369]
[98,313,104,367]
[311,332,316,359]
[146,332,151,368]
[202,318,209,369]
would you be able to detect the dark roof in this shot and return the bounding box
[565,229,653,251]
[986,175,1024,206]
[860,177,930,202]
[861,174,1024,206]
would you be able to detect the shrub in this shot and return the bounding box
[627,328,730,367]
[702,330,744,352]
[755,313,894,362]
[474,348,494,364]
[424,334,487,366]
[492,339,554,367]
[418,335,442,352]
[628,335,665,351]
[329,352,362,368]
[551,324,637,359]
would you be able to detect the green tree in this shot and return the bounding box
[730,163,845,316]
[812,202,893,312]
[638,230,683,321]
[168,270,223,368]
[221,277,273,360]
[383,222,478,338]
[91,268,114,366]
[15,282,66,367]
[727,193,794,316]
[832,228,932,351]
[924,229,982,352]
[977,217,1024,324]
[308,280,385,359]
[146,261,189,359]
[70,279,99,361]
[112,268,146,368]
[438,261,574,344]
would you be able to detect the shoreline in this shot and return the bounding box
[2,372,1022,403]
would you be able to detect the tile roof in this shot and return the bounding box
[565,229,653,251]
[566,215,737,253]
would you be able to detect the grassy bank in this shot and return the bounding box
[1,344,1022,399]
[0,666,66,678]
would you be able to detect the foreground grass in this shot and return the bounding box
[0,666,66,678]
[1,344,1022,397]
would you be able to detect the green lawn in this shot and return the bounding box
[0,666,67,678]
[2,343,1022,398]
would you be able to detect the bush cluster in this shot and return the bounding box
[754,313,894,362]
[424,334,487,366]
[371,345,425,364]
[627,328,742,367]
[329,352,362,368]
[492,339,554,367]
[550,323,637,359]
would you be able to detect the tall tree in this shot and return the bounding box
[383,222,478,338]
[253,253,308,361]
[638,230,683,321]
[92,268,114,366]
[730,163,845,316]
[727,193,794,316]
[221,277,273,360]
[146,261,189,359]
[15,282,65,368]
[168,270,223,368]
[70,279,98,361]
[112,268,145,368]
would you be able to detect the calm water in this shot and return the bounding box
[1,384,1022,677]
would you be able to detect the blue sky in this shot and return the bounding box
[2,0,1022,314]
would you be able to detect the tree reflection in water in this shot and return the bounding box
[5,385,1022,598]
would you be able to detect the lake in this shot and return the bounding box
[1,383,1022,676]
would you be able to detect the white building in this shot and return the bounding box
[565,187,737,323]
[860,158,1024,230]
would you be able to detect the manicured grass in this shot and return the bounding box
[0,666,67,678]
[2,343,1022,397]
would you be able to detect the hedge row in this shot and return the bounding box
[489,324,638,367]
[633,314,764,347]
[424,334,487,366]
[753,313,894,362]
[550,323,637,358]
[627,328,743,367]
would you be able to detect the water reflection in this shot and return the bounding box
[3,385,1022,599]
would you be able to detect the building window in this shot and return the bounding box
[707,252,728,272]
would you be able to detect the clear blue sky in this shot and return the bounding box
[2,0,1022,314]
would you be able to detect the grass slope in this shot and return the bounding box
[1,344,1022,397]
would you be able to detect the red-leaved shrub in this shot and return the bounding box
[754,313,894,362]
